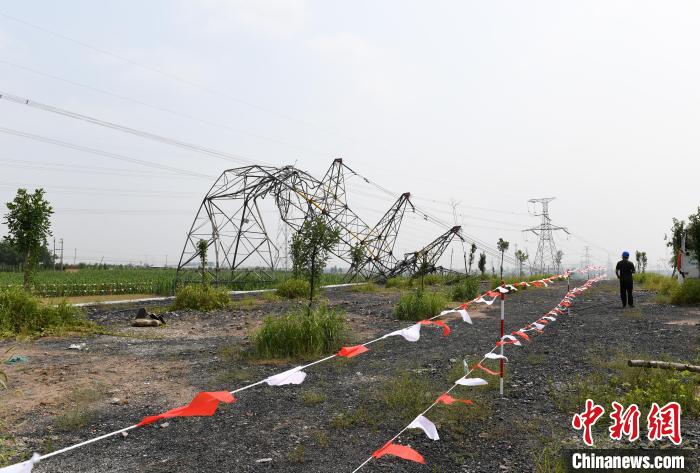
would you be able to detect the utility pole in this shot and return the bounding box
[165,255,168,268]
[52,238,56,270]
[522,197,568,274]
[73,248,77,265]
[59,239,64,269]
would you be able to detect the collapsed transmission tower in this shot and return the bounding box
[522,197,569,274]
[386,226,464,278]
[176,160,454,286]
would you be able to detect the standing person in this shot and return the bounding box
[615,251,636,308]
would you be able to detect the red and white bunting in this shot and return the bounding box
[484,352,508,361]
[455,377,488,387]
[372,442,425,464]
[137,391,235,427]
[384,323,422,342]
[436,393,473,406]
[337,345,369,358]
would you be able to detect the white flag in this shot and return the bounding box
[543,316,556,322]
[455,377,488,386]
[500,335,522,346]
[495,286,509,294]
[474,296,498,306]
[484,353,508,361]
[532,322,545,330]
[384,323,422,342]
[408,415,439,440]
[265,367,307,386]
[0,454,40,473]
[505,284,518,291]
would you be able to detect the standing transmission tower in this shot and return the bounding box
[522,197,569,274]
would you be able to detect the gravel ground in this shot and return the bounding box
[5,280,698,472]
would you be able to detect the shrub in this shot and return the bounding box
[171,284,230,311]
[0,287,89,337]
[385,277,411,289]
[450,277,480,301]
[421,274,447,286]
[253,304,346,359]
[351,283,378,293]
[276,278,310,299]
[634,273,681,302]
[670,279,700,305]
[394,290,448,321]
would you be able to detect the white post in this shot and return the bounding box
[500,293,505,397]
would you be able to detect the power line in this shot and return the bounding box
[0,126,215,179]
[0,58,331,158]
[0,91,269,166]
[0,158,205,180]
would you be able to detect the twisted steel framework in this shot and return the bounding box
[176,159,463,285]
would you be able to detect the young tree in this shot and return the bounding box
[196,239,208,283]
[349,242,366,277]
[514,249,529,277]
[635,251,642,272]
[555,250,564,273]
[496,238,510,279]
[467,242,477,275]
[2,188,53,289]
[640,251,648,273]
[665,218,685,276]
[687,207,700,269]
[290,216,341,306]
[477,252,487,276]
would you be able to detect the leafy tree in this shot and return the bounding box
[467,243,477,275]
[687,207,700,270]
[291,216,340,306]
[554,250,564,273]
[635,251,642,272]
[496,238,510,279]
[640,251,648,273]
[0,241,22,267]
[349,242,366,277]
[514,249,529,276]
[665,218,685,276]
[2,188,53,289]
[477,252,486,276]
[196,239,209,284]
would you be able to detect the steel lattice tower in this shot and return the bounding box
[522,197,568,274]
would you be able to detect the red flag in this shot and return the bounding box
[420,320,451,336]
[137,391,235,427]
[475,362,501,376]
[532,281,544,287]
[337,345,369,358]
[485,290,501,297]
[560,301,572,307]
[537,318,550,325]
[372,442,425,464]
[436,393,473,406]
[459,302,469,310]
[512,330,530,341]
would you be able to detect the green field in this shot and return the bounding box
[0,268,351,297]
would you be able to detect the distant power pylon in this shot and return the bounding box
[522,197,569,274]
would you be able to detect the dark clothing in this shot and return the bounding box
[620,279,634,307]
[615,259,636,282]
[616,259,636,307]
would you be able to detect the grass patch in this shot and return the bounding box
[380,372,435,422]
[275,278,310,299]
[301,390,326,406]
[670,278,700,305]
[53,386,106,432]
[252,304,346,359]
[394,290,448,321]
[350,283,379,293]
[385,277,411,289]
[171,284,230,311]
[450,277,480,302]
[534,443,568,473]
[0,421,20,468]
[526,352,547,365]
[287,444,305,463]
[330,406,373,429]
[0,287,91,337]
[553,353,700,420]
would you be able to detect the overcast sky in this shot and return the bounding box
[1,1,698,272]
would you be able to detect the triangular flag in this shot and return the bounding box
[337,345,368,358]
[372,442,425,464]
[542,316,556,322]
[436,393,473,405]
[265,367,307,386]
[0,454,40,473]
[475,362,501,376]
[501,335,522,346]
[484,352,508,361]
[408,415,439,440]
[457,308,472,324]
[531,322,545,330]
[474,296,498,305]
[494,287,509,294]
[511,330,530,341]
[384,323,422,342]
[137,392,235,427]
[485,290,502,297]
[455,377,488,386]
[420,320,450,336]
